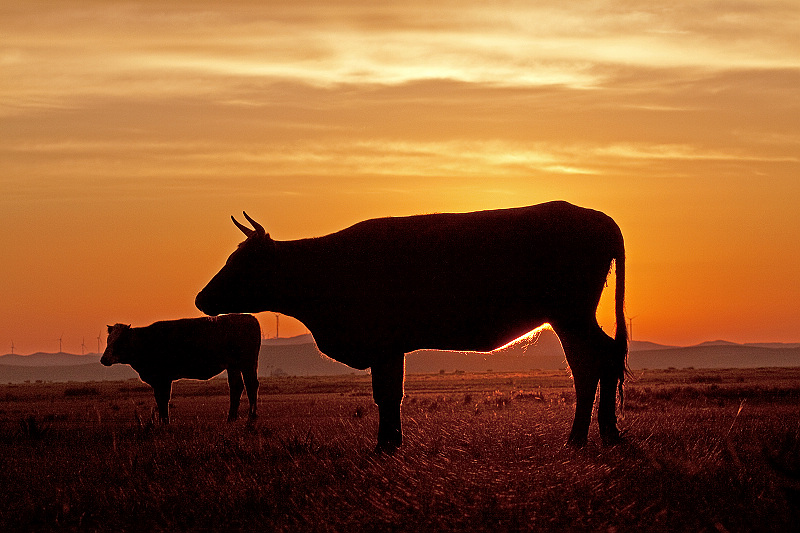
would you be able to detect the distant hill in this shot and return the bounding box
[691,340,741,348]
[261,333,315,347]
[628,344,800,370]
[408,328,568,373]
[2,332,800,382]
[629,340,677,351]
[260,329,569,376]
[744,342,800,349]
[259,338,361,376]
[0,352,102,367]
[0,362,138,383]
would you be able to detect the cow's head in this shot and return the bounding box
[195,212,278,316]
[101,324,132,366]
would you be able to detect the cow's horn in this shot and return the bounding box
[242,211,266,237]
[232,215,255,237]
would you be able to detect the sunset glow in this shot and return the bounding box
[2,1,799,354]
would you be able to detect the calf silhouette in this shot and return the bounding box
[196,201,627,450]
[101,314,261,423]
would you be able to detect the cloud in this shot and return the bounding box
[2,2,797,199]
[3,0,798,116]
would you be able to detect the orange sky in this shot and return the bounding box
[2,1,799,354]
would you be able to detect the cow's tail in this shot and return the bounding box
[613,224,630,409]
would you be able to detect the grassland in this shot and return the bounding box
[2,368,800,531]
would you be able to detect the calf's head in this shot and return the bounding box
[196,212,278,316]
[101,324,132,366]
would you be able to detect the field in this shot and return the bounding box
[2,368,800,531]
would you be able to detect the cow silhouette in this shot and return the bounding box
[196,201,627,450]
[101,314,261,423]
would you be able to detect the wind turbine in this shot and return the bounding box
[627,315,638,343]
[81,337,87,355]
[10,340,14,355]
[58,334,63,354]
[97,332,102,354]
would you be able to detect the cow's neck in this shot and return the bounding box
[269,238,330,323]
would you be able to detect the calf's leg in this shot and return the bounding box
[242,366,259,419]
[152,381,173,424]
[371,354,405,453]
[227,369,245,422]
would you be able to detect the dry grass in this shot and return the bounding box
[1,368,800,531]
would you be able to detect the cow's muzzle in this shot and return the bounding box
[195,291,219,317]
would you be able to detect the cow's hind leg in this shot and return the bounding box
[227,369,245,422]
[243,366,259,420]
[557,321,623,447]
[371,354,405,454]
[598,337,625,445]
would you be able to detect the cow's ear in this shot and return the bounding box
[107,325,113,333]
[264,234,276,253]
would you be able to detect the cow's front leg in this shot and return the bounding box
[568,371,599,447]
[371,354,405,453]
[152,381,173,424]
[556,324,600,448]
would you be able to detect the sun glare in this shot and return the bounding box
[492,323,555,352]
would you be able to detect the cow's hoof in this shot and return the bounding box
[566,434,588,449]
[601,428,627,447]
